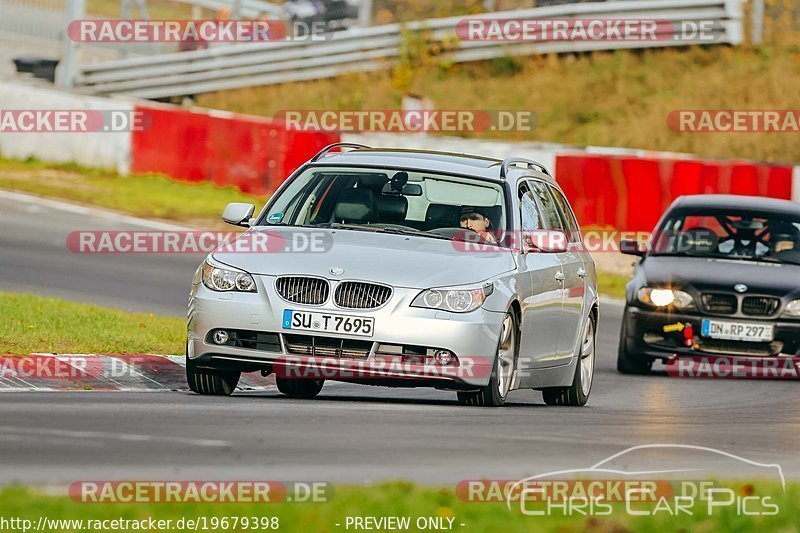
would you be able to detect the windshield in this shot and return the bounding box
[258,166,508,242]
[651,208,800,265]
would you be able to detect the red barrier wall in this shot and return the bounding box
[556,154,794,232]
[130,105,339,196]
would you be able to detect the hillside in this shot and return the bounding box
[198,41,800,164]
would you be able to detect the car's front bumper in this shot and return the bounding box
[623,305,800,361]
[187,278,503,388]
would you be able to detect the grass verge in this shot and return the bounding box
[597,271,629,300]
[0,158,262,227]
[0,292,184,355]
[0,481,797,532]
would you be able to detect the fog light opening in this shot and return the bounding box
[434,350,455,366]
[212,330,230,345]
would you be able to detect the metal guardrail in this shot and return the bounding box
[76,0,745,99]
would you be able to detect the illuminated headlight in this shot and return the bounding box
[412,283,493,313]
[785,299,800,317]
[637,287,693,309]
[201,261,256,292]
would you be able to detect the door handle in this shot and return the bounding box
[577,268,586,278]
[555,271,565,282]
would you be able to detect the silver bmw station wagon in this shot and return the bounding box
[187,144,598,406]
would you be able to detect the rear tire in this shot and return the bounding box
[616,312,653,375]
[457,312,518,407]
[542,316,596,406]
[186,353,240,396]
[276,377,324,399]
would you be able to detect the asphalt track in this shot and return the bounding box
[0,191,798,485]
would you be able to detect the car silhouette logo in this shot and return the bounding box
[734,284,748,293]
[329,267,345,276]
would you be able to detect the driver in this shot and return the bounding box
[459,207,496,244]
[770,222,800,262]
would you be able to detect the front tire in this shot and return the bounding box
[457,312,518,407]
[542,315,596,406]
[276,377,324,399]
[186,353,240,396]
[616,311,653,375]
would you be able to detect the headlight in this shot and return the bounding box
[637,287,693,309]
[785,299,800,317]
[201,261,257,292]
[411,283,494,313]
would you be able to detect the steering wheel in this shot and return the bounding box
[429,227,496,245]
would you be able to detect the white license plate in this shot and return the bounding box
[282,310,374,337]
[701,319,774,342]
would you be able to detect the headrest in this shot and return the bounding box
[376,195,408,222]
[333,188,378,223]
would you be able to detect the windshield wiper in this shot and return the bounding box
[309,223,383,232]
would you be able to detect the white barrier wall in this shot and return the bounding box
[795,167,800,203]
[0,82,133,174]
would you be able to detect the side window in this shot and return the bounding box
[529,180,563,231]
[519,183,542,231]
[549,186,581,243]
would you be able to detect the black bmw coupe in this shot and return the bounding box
[618,194,800,374]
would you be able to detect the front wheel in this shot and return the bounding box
[276,377,325,399]
[542,316,595,406]
[186,353,240,396]
[457,312,517,407]
[616,312,653,375]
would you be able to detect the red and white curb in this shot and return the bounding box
[0,354,275,392]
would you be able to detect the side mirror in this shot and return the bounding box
[222,203,256,227]
[620,238,646,256]
[522,230,568,254]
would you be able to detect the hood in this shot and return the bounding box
[212,227,517,289]
[642,255,800,296]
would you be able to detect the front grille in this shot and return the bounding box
[742,296,780,317]
[283,334,372,359]
[276,276,329,305]
[334,281,392,309]
[701,293,737,314]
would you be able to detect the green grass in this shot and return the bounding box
[0,292,185,355]
[597,271,629,300]
[0,158,262,227]
[0,481,797,532]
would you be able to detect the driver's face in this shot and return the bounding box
[460,213,490,232]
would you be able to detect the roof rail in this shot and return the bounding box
[500,157,550,178]
[310,142,371,162]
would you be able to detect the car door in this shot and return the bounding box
[516,181,564,376]
[532,181,586,362]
